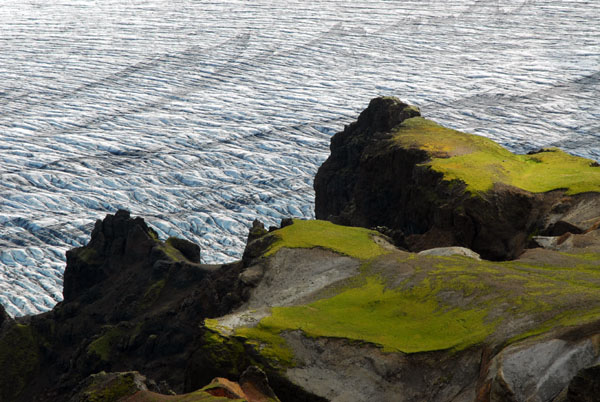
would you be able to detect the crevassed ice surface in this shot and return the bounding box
[1,0,599,316]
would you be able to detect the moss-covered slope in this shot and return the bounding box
[215,220,600,354]
[394,117,600,195]
[206,220,600,400]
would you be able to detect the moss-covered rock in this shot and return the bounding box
[314,96,600,260]
[204,219,600,401]
[69,371,146,402]
[393,117,600,195]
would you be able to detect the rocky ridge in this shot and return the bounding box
[314,96,600,260]
[3,98,600,401]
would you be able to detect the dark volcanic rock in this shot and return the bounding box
[166,236,201,263]
[242,219,276,267]
[63,209,157,302]
[0,210,251,402]
[314,96,421,229]
[0,304,10,329]
[314,96,598,260]
[565,364,600,402]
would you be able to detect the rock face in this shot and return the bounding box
[197,219,600,402]
[314,96,600,260]
[0,210,285,402]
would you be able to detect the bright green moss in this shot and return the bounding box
[0,324,39,401]
[252,277,493,353]
[393,117,600,194]
[232,249,600,362]
[265,219,388,260]
[235,325,295,366]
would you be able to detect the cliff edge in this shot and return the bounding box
[314,96,600,260]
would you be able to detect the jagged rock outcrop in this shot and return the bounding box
[314,96,600,260]
[0,210,282,402]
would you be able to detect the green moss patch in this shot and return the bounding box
[393,117,600,194]
[199,323,256,377]
[0,324,40,401]
[265,219,388,260]
[235,325,295,366]
[249,277,492,353]
[229,248,600,363]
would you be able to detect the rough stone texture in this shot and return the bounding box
[486,336,600,402]
[283,332,481,402]
[217,247,361,333]
[0,210,251,402]
[314,96,600,260]
[418,246,481,260]
[533,229,600,253]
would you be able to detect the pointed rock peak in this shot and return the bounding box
[0,304,11,329]
[87,209,156,255]
[63,210,158,302]
[355,96,421,134]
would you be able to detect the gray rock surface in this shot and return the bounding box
[418,246,481,260]
[488,336,600,402]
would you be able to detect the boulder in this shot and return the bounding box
[418,246,481,259]
[166,237,201,263]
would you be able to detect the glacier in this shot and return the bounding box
[0,0,599,316]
